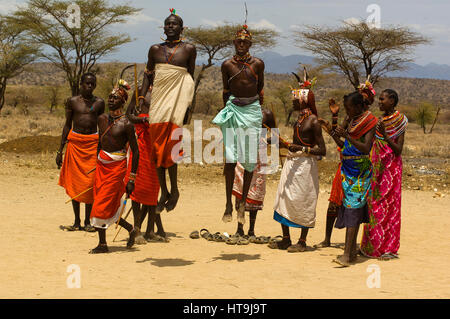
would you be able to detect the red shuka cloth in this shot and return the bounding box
[90,150,127,228]
[148,122,183,168]
[58,130,98,204]
[125,114,160,206]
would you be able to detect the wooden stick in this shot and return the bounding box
[65,187,93,204]
[112,206,133,242]
[263,123,290,147]
[134,63,138,106]
[115,198,128,229]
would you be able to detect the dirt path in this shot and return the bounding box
[0,161,449,299]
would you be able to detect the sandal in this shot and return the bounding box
[212,232,227,242]
[60,225,83,232]
[84,225,96,233]
[226,235,240,245]
[254,236,272,244]
[268,238,291,250]
[287,243,307,253]
[248,235,257,243]
[189,230,200,239]
[200,229,210,239]
[237,237,250,245]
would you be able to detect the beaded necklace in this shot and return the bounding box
[81,95,96,111]
[295,108,314,147]
[233,52,251,63]
[376,110,408,140]
[347,110,370,136]
[163,41,183,64]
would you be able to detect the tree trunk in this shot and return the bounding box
[428,107,441,134]
[0,77,7,114]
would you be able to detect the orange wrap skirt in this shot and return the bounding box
[58,130,98,204]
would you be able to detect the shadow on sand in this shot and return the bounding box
[208,253,262,263]
[136,258,195,267]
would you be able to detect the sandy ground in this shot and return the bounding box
[0,160,449,299]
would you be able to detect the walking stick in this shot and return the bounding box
[115,197,128,229]
[113,206,133,242]
[263,123,290,147]
[65,187,93,204]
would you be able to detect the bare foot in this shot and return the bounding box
[332,255,351,267]
[235,229,245,237]
[314,240,331,248]
[222,204,233,223]
[165,189,179,212]
[89,244,108,254]
[156,191,169,214]
[287,241,307,253]
[268,238,292,250]
[134,233,147,245]
[127,227,140,249]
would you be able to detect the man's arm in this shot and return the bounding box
[307,117,326,156]
[221,61,231,107]
[56,98,73,168]
[96,98,105,116]
[187,44,196,79]
[138,47,156,108]
[126,95,147,124]
[257,59,265,105]
[125,123,139,196]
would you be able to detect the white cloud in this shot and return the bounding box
[248,19,282,32]
[0,0,18,14]
[200,19,227,27]
[127,12,162,26]
[343,17,362,26]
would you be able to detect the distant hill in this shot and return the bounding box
[8,62,450,107]
[257,51,450,81]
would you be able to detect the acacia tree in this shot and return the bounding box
[8,0,140,96]
[0,17,39,113]
[294,22,430,88]
[184,23,279,122]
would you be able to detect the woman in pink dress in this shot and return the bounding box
[360,89,408,260]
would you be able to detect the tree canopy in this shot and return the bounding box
[293,21,430,88]
[8,0,140,96]
[0,16,39,112]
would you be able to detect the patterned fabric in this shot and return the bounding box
[361,114,407,258]
[341,138,373,209]
[375,111,408,140]
[232,137,268,211]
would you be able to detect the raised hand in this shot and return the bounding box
[377,119,386,137]
[329,98,340,115]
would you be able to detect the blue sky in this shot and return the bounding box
[2,0,450,65]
